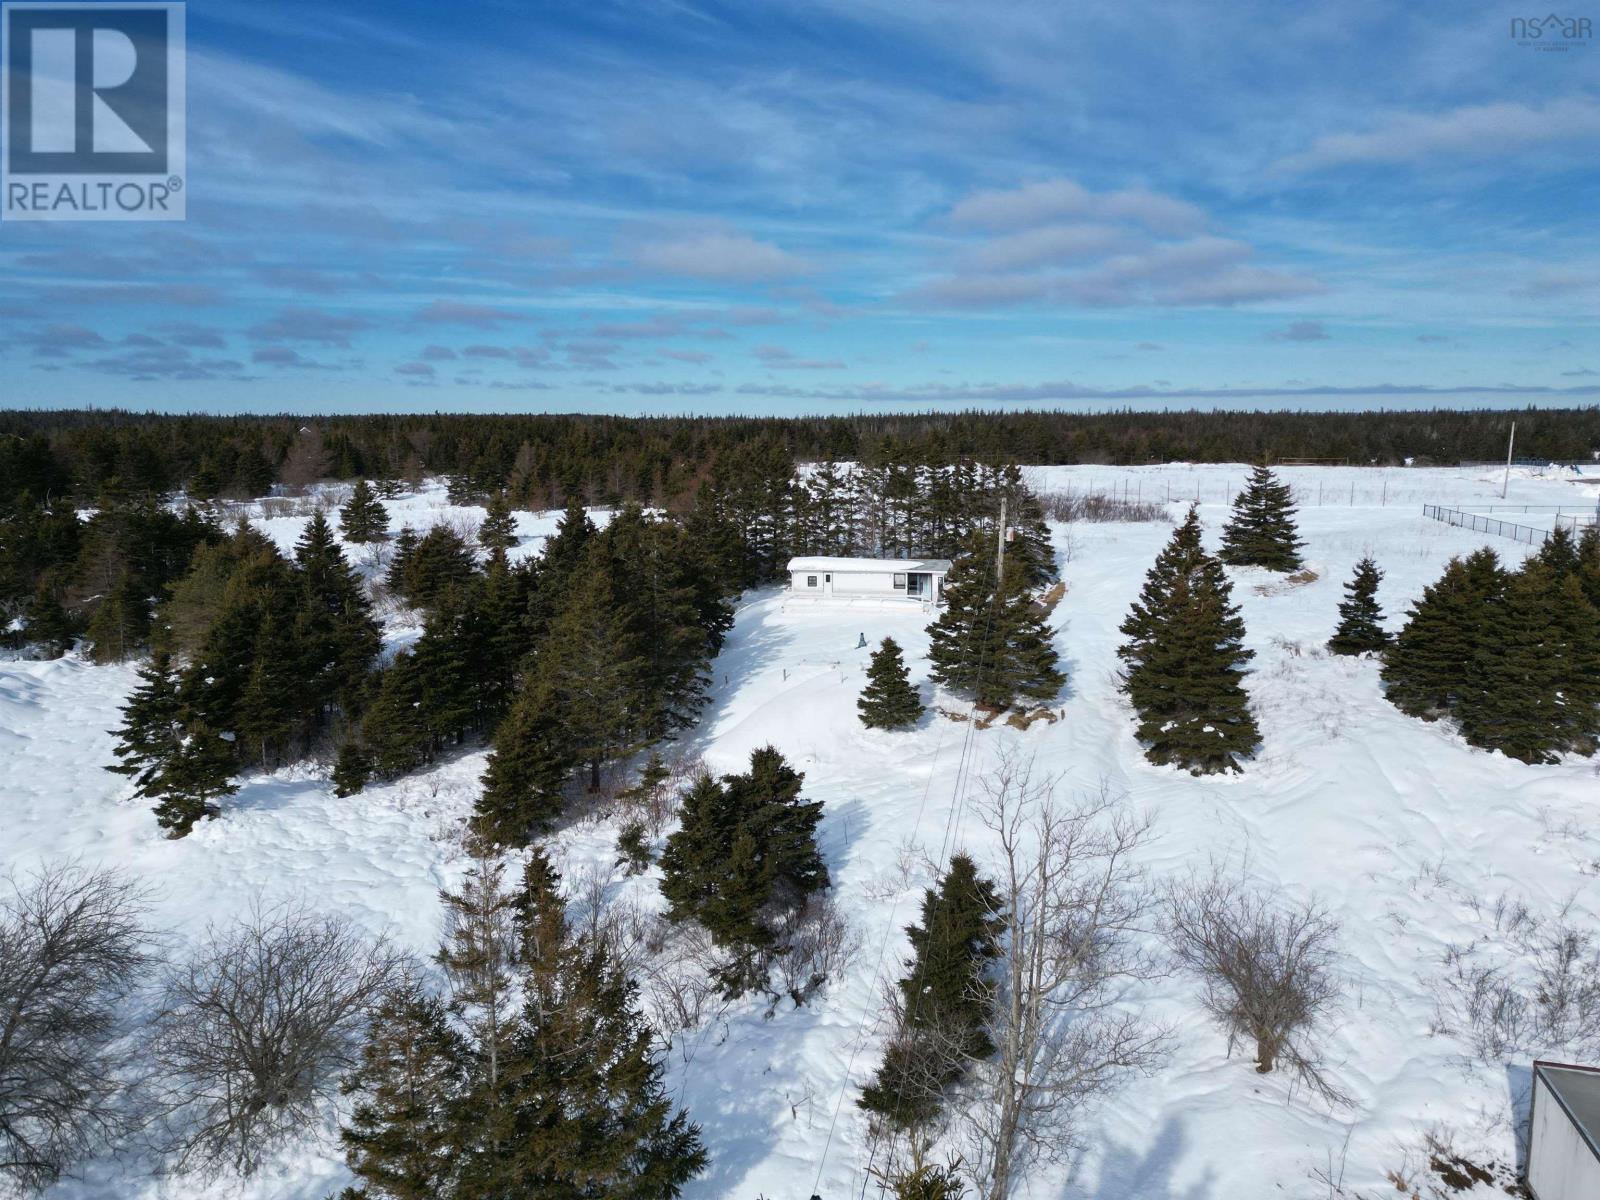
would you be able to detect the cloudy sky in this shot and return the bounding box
[2,0,1597,414]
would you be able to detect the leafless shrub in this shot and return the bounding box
[1432,906,1600,1062]
[1164,865,1347,1104]
[639,924,728,1052]
[773,895,861,1007]
[432,513,480,546]
[256,497,293,519]
[1035,490,1168,523]
[150,901,405,1176]
[960,756,1168,1200]
[0,865,157,1196]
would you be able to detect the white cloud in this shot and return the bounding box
[1273,98,1600,173]
[635,231,813,283]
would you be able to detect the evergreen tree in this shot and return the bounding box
[1381,549,1507,720]
[1119,507,1259,774]
[295,511,381,712]
[84,570,150,662]
[859,854,1001,1132]
[437,858,519,1106]
[615,822,651,876]
[397,526,481,610]
[1219,465,1304,571]
[1537,525,1581,581]
[153,721,237,836]
[1455,563,1570,764]
[474,681,573,846]
[22,582,74,656]
[927,537,1063,710]
[525,496,595,642]
[333,741,373,797]
[993,463,1058,588]
[533,551,650,790]
[362,653,430,779]
[340,480,390,544]
[1327,556,1389,655]
[108,651,185,794]
[478,492,518,553]
[659,747,827,995]
[858,637,924,729]
[339,974,469,1200]
[386,527,420,596]
[235,609,301,767]
[460,936,707,1200]
[1577,526,1600,610]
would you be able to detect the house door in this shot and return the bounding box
[823,572,833,597]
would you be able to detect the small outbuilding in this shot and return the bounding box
[786,556,952,606]
[1528,1060,1600,1200]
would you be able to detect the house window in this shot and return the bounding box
[893,573,907,589]
[807,575,818,588]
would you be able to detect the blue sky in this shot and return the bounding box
[1,0,1596,415]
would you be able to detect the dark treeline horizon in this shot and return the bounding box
[2,405,1597,509]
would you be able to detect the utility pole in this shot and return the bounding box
[1501,421,1517,500]
[996,497,1007,585]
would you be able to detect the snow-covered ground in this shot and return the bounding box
[3,464,1598,1199]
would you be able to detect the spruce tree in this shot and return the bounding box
[386,527,419,597]
[659,747,827,995]
[108,651,185,795]
[533,551,650,790]
[1577,526,1600,610]
[333,741,373,797]
[22,583,74,656]
[1219,465,1304,571]
[398,526,480,610]
[340,480,390,544]
[858,637,924,729]
[474,681,573,847]
[153,720,237,836]
[478,493,518,553]
[927,536,1063,710]
[1536,525,1581,580]
[1381,549,1506,721]
[1547,571,1600,755]
[525,496,595,642]
[339,974,469,1200]
[295,511,381,712]
[1120,508,1259,774]
[362,653,430,779]
[859,854,1001,1132]
[461,937,708,1200]
[1455,563,1569,764]
[1327,556,1389,655]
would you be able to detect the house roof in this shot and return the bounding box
[787,556,953,573]
[1539,1062,1600,1157]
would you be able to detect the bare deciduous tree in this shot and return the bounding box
[0,864,156,1195]
[151,901,404,1176]
[1164,864,1346,1102]
[961,756,1167,1200]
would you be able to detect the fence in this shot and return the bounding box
[1422,504,1599,546]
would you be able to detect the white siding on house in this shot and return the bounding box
[834,572,894,594]
[1530,1066,1600,1200]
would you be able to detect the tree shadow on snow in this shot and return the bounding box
[1062,1118,1217,1200]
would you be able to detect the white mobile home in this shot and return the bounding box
[1529,1060,1600,1200]
[787,556,951,605]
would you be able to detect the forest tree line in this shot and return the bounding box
[4,404,1597,512]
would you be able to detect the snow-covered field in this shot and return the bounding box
[3,464,1598,1199]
